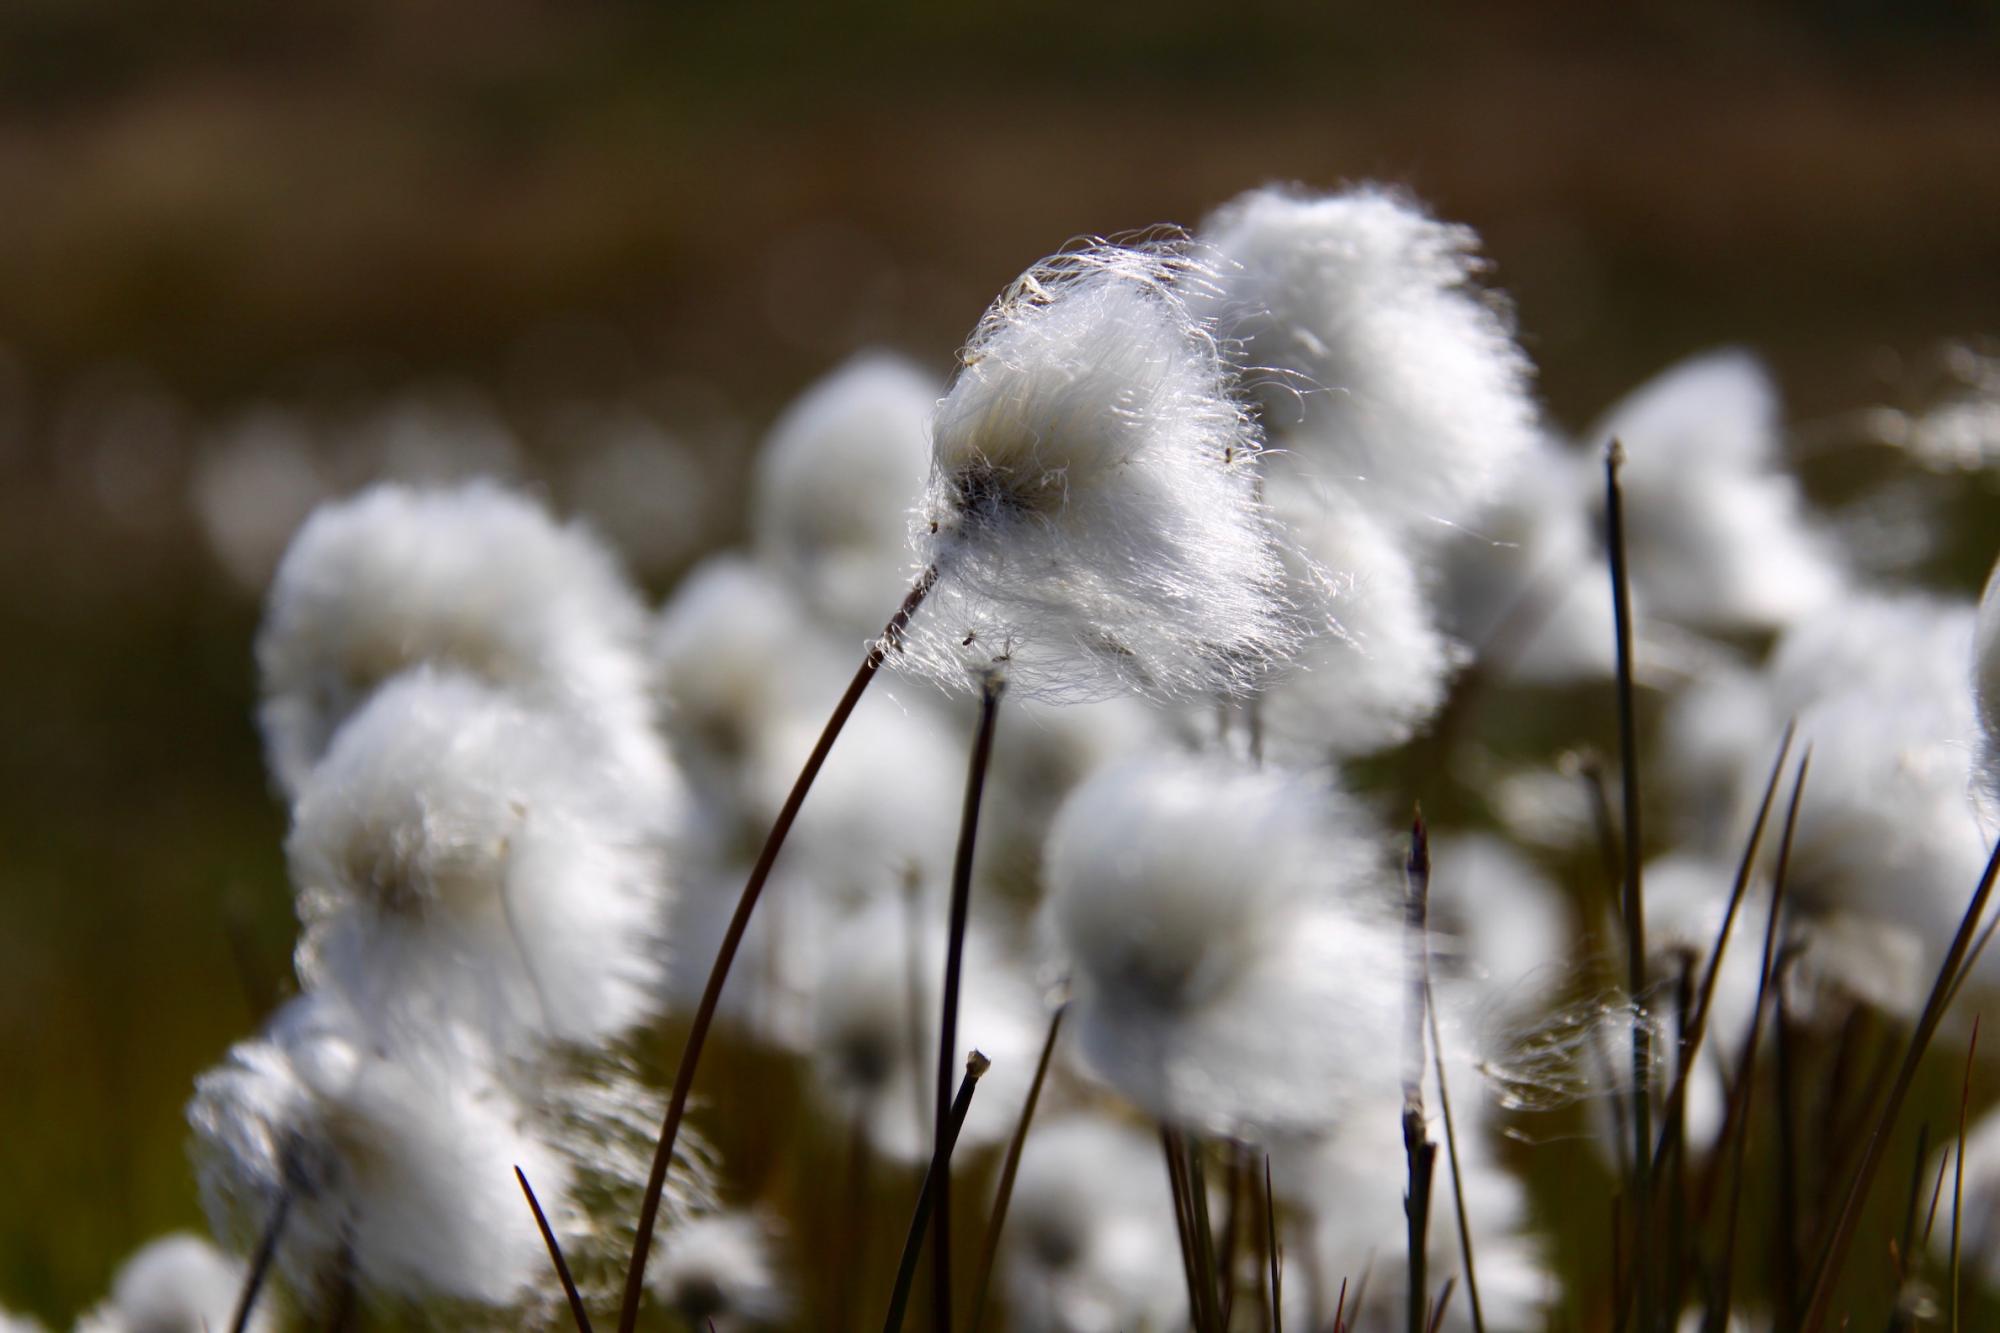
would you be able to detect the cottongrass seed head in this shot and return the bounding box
[1044,752,1401,1142]
[905,238,1309,702]
[75,1232,275,1333]
[1199,182,1539,544]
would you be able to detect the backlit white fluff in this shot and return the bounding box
[0,1310,42,1333]
[808,897,1043,1163]
[1426,831,1572,1017]
[754,353,939,641]
[1928,1104,2000,1286]
[187,994,574,1314]
[905,241,1305,702]
[1045,754,1400,1140]
[76,1233,272,1333]
[999,1114,1187,1333]
[1437,435,1620,684]
[1199,183,1538,543]
[1589,350,1843,634]
[1259,472,1464,759]
[287,669,668,1053]
[647,1212,789,1329]
[257,481,673,813]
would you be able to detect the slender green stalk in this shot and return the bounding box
[967,1001,1067,1333]
[619,569,935,1333]
[884,1052,989,1333]
[517,1166,593,1333]
[932,673,1004,1333]
[230,1186,291,1333]
[1603,440,1652,1333]
[1800,831,2000,1333]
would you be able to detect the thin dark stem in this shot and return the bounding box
[1773,975,1802,1331]
[620,568,935,1333]
[1267,1157,1285,1333]
[1952,1018,1980,1333]
[1896,1123,1932,1288]
[231,1186,291,1333]
[932,673,1004,1333]
[1162,1128,1206,1330]
[320,1241,357,1333]
[1425,916,1484,1333]
[1648,723,1796,1181]
[1604,440,1652,1333]
[1712,751,1808,1329]
[1426,1278,1457,1333]
[518,1166,594,1333]
[884,1052,989,1333]
[1217,1142,1248,1331]
[1187,1137,1222,1332]
[1403,812,1438,1333]
[967,1001,1067,1333]
[1800,830,2000,1333]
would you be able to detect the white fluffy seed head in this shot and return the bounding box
[1044,754,1400,1140]
[754,353,939,640]
[1199,183,1539,544]
[188,993,574,1314]
[286,669,669,1052]
[905,240,1306,702]
[1000,1113,1187,1333]
[256,481,670,808]
[1590,350,1843,634]
[647,1213,789,1329]
[1259,473,1464,759]
[76,1233,272,1333]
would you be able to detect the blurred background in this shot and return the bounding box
[1,0,1997,1322]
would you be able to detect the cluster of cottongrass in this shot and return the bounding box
[18,181,2000,1333]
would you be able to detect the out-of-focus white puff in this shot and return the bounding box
[1045,754,1400,1142]
[1589,349,1843,635]
[648,1211,790,1330]
[1426,831,1573,1018]
[906,241,1307,703]
[1272,1041,1553,1332]
[1260,473,1465,759]
[287,669,669,1053]
[1929,1103,2000,1285]
[75,1232,272,1333]
[808,896,1044,1164]
[753,353,939,644]
[257,481,675,820]
[1977,553,2000,824]
[187,993,576,1314]
[1199,183,1539,546]
[999,1113,1187,1333]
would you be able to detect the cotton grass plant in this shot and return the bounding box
[23,178,2000,1333]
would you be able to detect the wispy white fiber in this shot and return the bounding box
[905,240,1307,702]
[1199,183,1539,544]
[1044,754,1400,1141]
[648,1212,790,1329]
[257,481,673,815]
[753,353,939,641]
[1259,473,1464,758]
[999,1114,1187,1333]
[75,1232,272,1333]
[286,668,669,1053]
[1588,350,1843,634]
